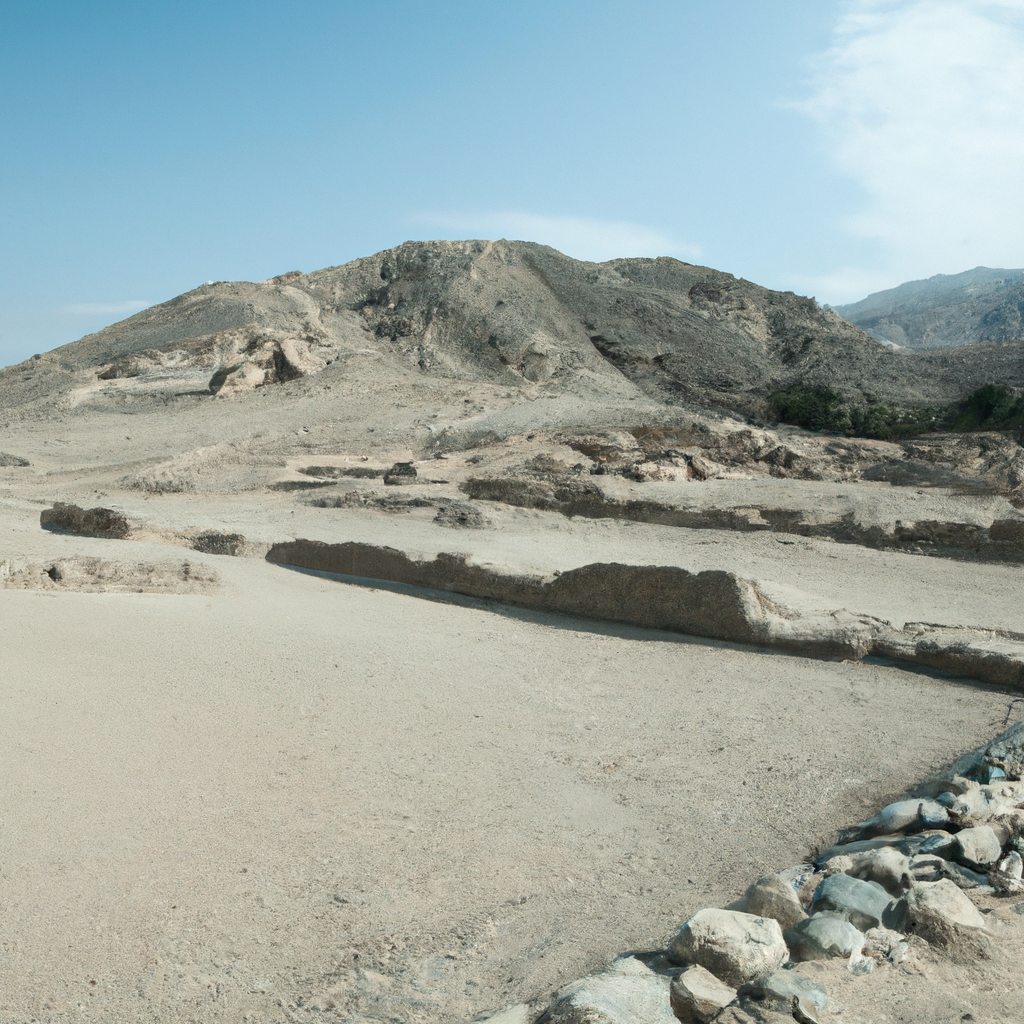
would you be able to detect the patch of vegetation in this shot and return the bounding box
[949,384,1024,432]
[770,382,1024,440]
[768,384,941,440]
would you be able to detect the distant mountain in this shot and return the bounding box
[834,267,1024,350]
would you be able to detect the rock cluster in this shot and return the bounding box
[493,738,1024,1024]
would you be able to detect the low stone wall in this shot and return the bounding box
[265,539,1024,691]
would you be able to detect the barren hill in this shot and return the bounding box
[5,240,1022,427]
[834,266,1024,350]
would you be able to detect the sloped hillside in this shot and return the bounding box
[834,266,1024,350]
[3,241,1022,423]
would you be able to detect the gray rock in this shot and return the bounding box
[810,872,902,931]
[668,909,787,987]
[847,954,874,976]
[826,846,912,896]
[989,850,1024,894]
[954,825,1003,870]
[915,832,957,856]
[743,875,808,931]
[738,970,827,1019]
[998,849,1023,879]
[786,913,865,960]
[670,965,737,1023]
[813,837,902,866]
[778,864,815,894]
[910,853,948,883]
[905,879,987,946]
[541,954,676,1024]
[853,799,949,837]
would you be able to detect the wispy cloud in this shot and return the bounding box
[797,0,1024,301]
[63,300,151,317]
[416,211,699,264]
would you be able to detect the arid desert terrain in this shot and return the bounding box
[2,241,1024,1023]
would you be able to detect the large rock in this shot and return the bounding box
[669,965,737,1023]
[540,955,676,1024]
[853,799,949,837]
[905,879,987,946]
[738,971,828,1023]
[954,825,1003,871]
[822,846,912,896]
[810,873,901,931]
[668,909,787,987]
[743,875,808,931]
[786,913,865,960]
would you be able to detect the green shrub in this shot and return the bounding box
[769,382,1024,440]
[951,384,1024,432]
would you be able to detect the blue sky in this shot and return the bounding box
[2,0,1023,367]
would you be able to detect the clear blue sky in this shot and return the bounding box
[2,1,1023,367]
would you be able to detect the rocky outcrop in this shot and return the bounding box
[8,241,1024,420]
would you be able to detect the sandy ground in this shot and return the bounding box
[3,361,1024,1023]
[1,500,1022,1022]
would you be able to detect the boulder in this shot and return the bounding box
[785,913,865,961]
[852,799,949,837]
[668,909,787,987]
[541,954,676,1024]
[954,825,1003,870]
[743,875,808,931]
[669,965,737,1023]
[810,873,901,931]
[738,970,827,1022]
[905,880,987,946]
[823,846,911,896]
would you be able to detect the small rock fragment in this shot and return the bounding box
[668,909,787,987]
[670,964,737,1023]
[743,875,808,931]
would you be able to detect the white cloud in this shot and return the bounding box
[64,300,150,317]
[798,0,1024,299]
[416,211,699,264]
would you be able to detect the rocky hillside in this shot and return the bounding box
[4,241,1024,422]
[834,266,1024,350]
